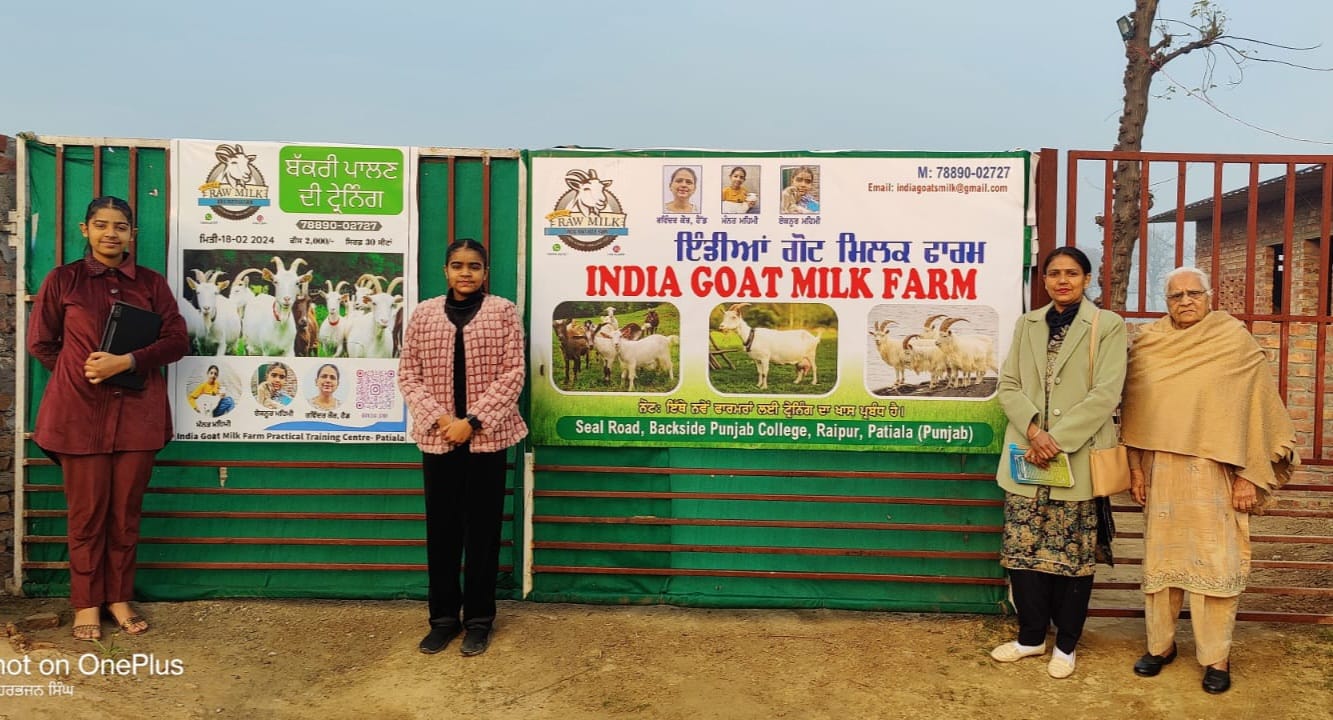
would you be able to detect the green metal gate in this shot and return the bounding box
[15,136,526,600]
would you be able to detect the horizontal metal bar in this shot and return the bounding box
[534,464,993,481]
[532,565,1006,586]
[23,535,510,549]
[1068,150,1333,163]
[1100,558,1333,570]
[418,147,521,159]
[26,510,512,522]
[1094,582,1333,597]
[534,489,999,507]
[23,484,512,496]
[1109,504,1332,518]
[533,541,996,560]
[1114,530,1333,544]
[23,458,424,470]
[32,135,171,149]
[1115,531,1333,544]
[23,561,512,573]
[1088,607,1332,624]
[534,515,1001,534]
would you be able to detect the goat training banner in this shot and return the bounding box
[168,139,416,443]
[528,150,1030,452]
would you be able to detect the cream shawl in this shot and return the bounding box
[1122,311,1299,502]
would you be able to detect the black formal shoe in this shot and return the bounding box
[460,626,492,657]
[1132,644,1178,677]
[1202,666,1231,694]
[418,623,462,654]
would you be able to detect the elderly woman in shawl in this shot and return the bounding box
[1122,266,1298,695]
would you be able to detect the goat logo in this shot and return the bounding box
[543,168,629,252]
[198,143,272,221]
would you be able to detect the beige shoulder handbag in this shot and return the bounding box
[1087,310,1130,497]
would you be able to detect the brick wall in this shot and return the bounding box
[1198,199,1333,497]
[0,135,16,594]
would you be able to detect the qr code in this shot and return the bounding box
[355,369,397,410]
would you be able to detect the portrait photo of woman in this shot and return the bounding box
[663,166,701,214]
[254,362,295,409]
[721,165,759,214]
[308,363,342,411]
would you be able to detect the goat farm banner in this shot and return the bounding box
[168,139,416,443]
[528,150,1029,452]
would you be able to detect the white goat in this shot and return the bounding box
[351,273,387,315]
[215,143,257,193]
[936,318,998,387]
[316,280,352,357]
[186,269,242,357]
[601,306,619,331]
[920,314,947,340]
[612,333,677,392]
[345,277,403,359]
[176,294,205,354]
[228,267,262,320]
[868,319,907,389]
[565,169,612,217]
[194,392,220,416]
[589,322,620,384]
[717,303,821,390]
[241,257,312,356]
[902,334,949,389]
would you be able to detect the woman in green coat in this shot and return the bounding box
[988,247,1126,679]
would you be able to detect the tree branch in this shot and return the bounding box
[1152,34,1218,72]
[1213,41,1333,71]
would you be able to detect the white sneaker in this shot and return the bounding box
[1048,651,1076,679]
[991,641,1045,662]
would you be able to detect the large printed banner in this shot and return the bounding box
[529,151,1029,452]
[169,139,416,443]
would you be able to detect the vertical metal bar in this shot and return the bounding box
[12,136,30,594]
[447,156,457,245]
[55,145,65,267]
[92,144,103,199]
[1175,161,1187,268]
[522,450,535,599]
[482,154,492,293]
[516,152,529,317]
[1245,162,1260,324]
[1137,160,1151,313]
[1316,163,1332,461]
[482,153,492,250]
[1032,149,1057,308]
[1061,150,1082,308]
[1063,152,1079,258]
[128,147,139,214]
[1277,164,1296,400]
[164,146,172,259]
[1211,162,1224,310]
[1101,159,1115,301]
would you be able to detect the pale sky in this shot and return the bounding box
[4,1,1332,155]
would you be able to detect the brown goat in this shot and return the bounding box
[554,318,591,385]
[292,293,320,356]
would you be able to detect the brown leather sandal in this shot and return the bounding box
[117,615,149,636]
[72,624,102,642]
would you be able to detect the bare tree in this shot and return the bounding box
[1107,0,1328,309]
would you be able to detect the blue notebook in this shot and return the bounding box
[1008,443,1074,488]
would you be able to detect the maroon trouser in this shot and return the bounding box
[57,451,156,609]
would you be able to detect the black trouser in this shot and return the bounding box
[1009,569,1094,654]
[422,446,507,629]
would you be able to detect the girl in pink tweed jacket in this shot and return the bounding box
[398,239,527,658]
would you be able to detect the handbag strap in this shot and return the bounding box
[1088,307,1098,387]
[1086,307,1124,437]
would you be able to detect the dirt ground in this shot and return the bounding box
[1,596,1329,720]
